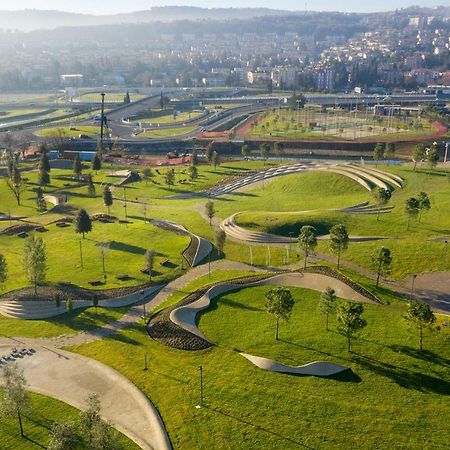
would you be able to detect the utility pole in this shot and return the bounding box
[197,365,203,408]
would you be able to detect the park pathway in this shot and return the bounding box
[0,344,171,450]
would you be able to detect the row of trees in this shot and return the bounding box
[0,365,122,449]
[265,286,436,352]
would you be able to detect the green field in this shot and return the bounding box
[139,110,203,124]
[35,125,106,138]
[246,109,439,141]
[0,391,139,449]
[70,281,450,449]
[140,125,197,138]
[77,92,146,103]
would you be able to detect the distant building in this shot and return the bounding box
[313,69,335,91]
[271,67,298,89]
[247,69,271,85]
[60,74,83,87]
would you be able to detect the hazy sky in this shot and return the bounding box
[0,1,442,14]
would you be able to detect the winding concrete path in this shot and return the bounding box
[170,272,377,342]
[0,344,170,450]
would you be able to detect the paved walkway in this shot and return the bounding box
[0,344,170,450]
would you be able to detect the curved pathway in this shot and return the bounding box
[0,344,170,450]
[220,213,386,246]
[148,269,378,351]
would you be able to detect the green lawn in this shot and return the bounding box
[69,279,450,449]
[140,110,203,124]
[78,92,146,103]
[246,109,439,141]
[227,165,450,278]
[0,391,139,449]
[140,126,197,138]
[35,125,105,138]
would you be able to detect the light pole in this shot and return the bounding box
[123,187,128,227]
[143,353,148,371]
[196,365,203,408]
[410,274,417,300]
[141,290,146,317]
[445,240,449,263]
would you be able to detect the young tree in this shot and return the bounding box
[215,229,226,257]
[191,149,199,167]
[73,153,82,180]
[373,143,385,166]
[417,191,431,222]
[74,209,92,239]
[273,142,284,161]
[38,163,50,186]
[412,143,426,171]
[48,422,78,450]
[298,225,318,269]
[260,142,270,166]
[265,287,295,340]
[22,235,47,294]
[405,197,420,230]
[241,144,250,159]
[318,287,337,331]
[144,249,155,281]
[123,91,131,104]
[329,224,349,269]
[103,185,113,215]
[371,246,392,287]
[165,169,175,189]
[403,301,436,351]
[79,393,101,446]
[91,153,101,173]
[384,142,396,162]
[36,187,47,212]
[337,302,367,352]
[427,146,439,175]
[205,200,215,225]
[372,187,391,221]
[205,142,214,163]
[39,145,51,171]
[6,161,25,206]
[142,167,154,185]
[91,419,123,450]
[188,165,198,181]
[0,253,7,290]
[0,364,30,437]
[212,150,220,169]
[87,174,96,198]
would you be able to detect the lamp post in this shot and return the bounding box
[288,231,294,263]
[141,290,146,317]
[196,365,203,408]
[143,353,148,371]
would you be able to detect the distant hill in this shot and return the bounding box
[0,7,301,32]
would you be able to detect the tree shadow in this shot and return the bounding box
[389,345,450,368]
[352,353,450,395]
[206,405,314,449]
[109,241,146,255]
[210,296,263,312]
[23,435,46,449]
